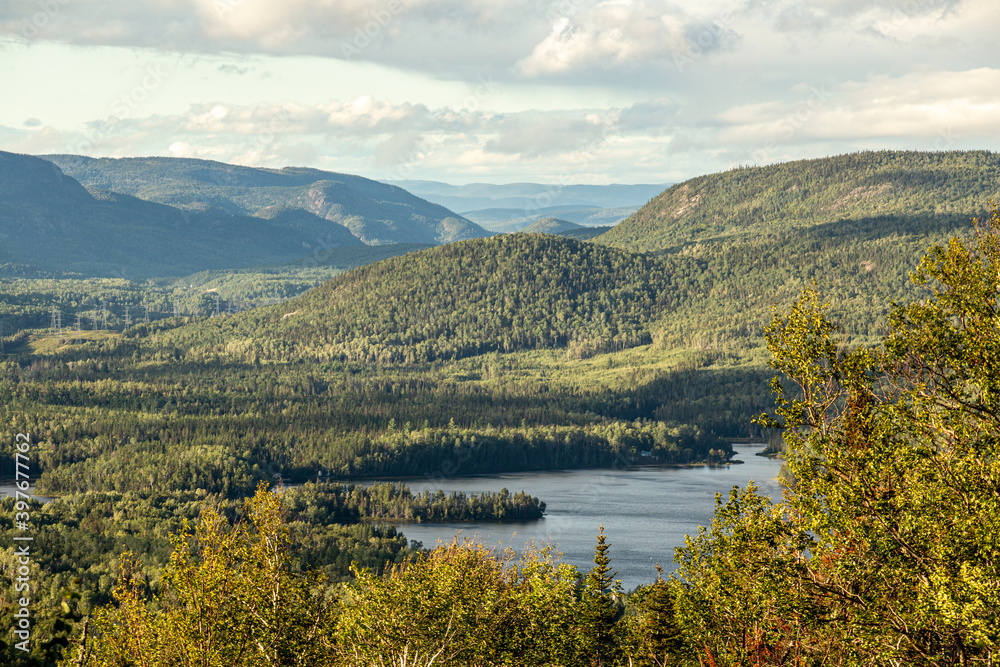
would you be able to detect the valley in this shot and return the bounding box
[1,149,997,665]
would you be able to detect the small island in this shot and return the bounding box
[281,481,546,523]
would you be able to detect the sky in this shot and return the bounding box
[0,0,997,185]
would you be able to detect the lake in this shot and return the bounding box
[1,447,783,590]
[380,444,784,590]
[0,484,55,503]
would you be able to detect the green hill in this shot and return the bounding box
[160,234,681,363]
[45,155,489,245]
[520,218,612,240]
[464,205,639,233]
[521,218,582,234]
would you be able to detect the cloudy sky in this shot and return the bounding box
[0,0,996,184]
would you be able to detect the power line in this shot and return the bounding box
[50,306,62,335]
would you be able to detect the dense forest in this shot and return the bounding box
[601,150,1000,252]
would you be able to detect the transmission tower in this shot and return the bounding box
[215,294,220,317]
[74,314,82,343]
[144,301,151,323]
[124,306,131,329]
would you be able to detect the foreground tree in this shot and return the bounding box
[336,540,585,666]
[65,484,337,666]
[675,205,1000,665]
[580,525,623,666]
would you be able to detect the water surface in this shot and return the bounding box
[382,445,783,590]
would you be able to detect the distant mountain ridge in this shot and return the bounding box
[45,155,489,246]
[0,152,491,278]
[388,180,668,213]
[521,218,582,234]
[463,205,640,233]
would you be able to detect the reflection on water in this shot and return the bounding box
[375,445,783,590]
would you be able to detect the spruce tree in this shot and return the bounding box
[643,565,684,665]
[583,525,621,665]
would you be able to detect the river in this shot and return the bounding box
[382,444,784,590]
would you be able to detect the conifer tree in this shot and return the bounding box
[643,565,683,665]
[583,525,622,666]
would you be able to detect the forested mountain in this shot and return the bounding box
[0,151,346,278]
[594,150,1000,347]
[46,154,488,246]
[2,151,998,666]
[159,234,679,363]
[561,225,614,240]
[518,218,616,240]
[602,150,999,252]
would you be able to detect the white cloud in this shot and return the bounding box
[0,0,743,83]
[516,1,738,78]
